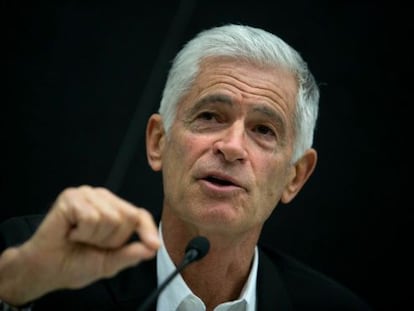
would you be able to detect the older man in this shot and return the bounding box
[0,24,371,310]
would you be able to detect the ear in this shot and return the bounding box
[146,113,165,172]
[281,148,317,204]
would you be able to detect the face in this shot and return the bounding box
[147,57,314,237]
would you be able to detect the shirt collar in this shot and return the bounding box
[156,224,258,311]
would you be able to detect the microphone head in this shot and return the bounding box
[185,236,210,261]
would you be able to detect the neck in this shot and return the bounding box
[160,214,260,309]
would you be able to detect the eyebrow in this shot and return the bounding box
[255,105,286,128]
[188,93,287,133]
[253,105,287,142]
[184,94,234,118]
[252,105,279,120]
[195,94,233,108]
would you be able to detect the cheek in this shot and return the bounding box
[180,131,212,157]
[253,164,286,222]
[163,133,202,174]
[162,139,188,202]
[256,156,288,201]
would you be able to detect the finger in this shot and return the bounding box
[81,186,125,248]
[57,186,99,239]
[96,188,160,250]
[133,208,160,250]
[64,186,112,245]
[89,188,138,248]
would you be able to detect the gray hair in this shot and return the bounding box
[158,24,319,162]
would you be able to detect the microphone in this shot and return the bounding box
[136,236,210,311]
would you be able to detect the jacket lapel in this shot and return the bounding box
[257,248,293,310]
[104,257,158,310]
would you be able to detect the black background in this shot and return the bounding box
[3,0,411,309]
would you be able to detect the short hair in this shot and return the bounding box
[158,24,319,162]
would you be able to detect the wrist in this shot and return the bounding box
[0,246,38,306]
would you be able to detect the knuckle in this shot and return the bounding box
[60,185,90,199]
[136,207,151,217]
[60,187,77,198]
[134,208,154,226]
[106,211,122,227]
[95,187,111,196]
[81,210,101,224]
[54,187,79,209]
[78,185,93,192]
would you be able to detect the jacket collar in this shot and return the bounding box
[105,247,292,311]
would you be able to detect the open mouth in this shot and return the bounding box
[204,176,237,187]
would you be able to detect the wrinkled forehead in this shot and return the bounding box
[183,56,298,113]
[196,56,297,93]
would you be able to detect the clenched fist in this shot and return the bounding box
[0,185,160,306]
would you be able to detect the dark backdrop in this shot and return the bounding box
[3,1,411,310]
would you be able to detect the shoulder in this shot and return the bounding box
[258,243,372,310]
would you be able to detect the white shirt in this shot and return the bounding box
[156,225,258,311]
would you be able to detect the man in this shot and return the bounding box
[0,24,371,310]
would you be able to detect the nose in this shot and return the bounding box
[212,122,248,162]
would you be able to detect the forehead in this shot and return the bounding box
[185,56,298,114]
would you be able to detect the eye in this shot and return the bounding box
[253,124,275,137]
[187,110,224,132]
[197,111,219,121]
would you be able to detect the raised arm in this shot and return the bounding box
[0,185,160,306]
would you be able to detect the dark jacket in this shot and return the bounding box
[0,215,372,311]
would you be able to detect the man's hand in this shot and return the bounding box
[0,185,160,306]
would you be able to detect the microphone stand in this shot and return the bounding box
[136,237,209,311]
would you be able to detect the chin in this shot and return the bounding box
[197,207,241,228]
